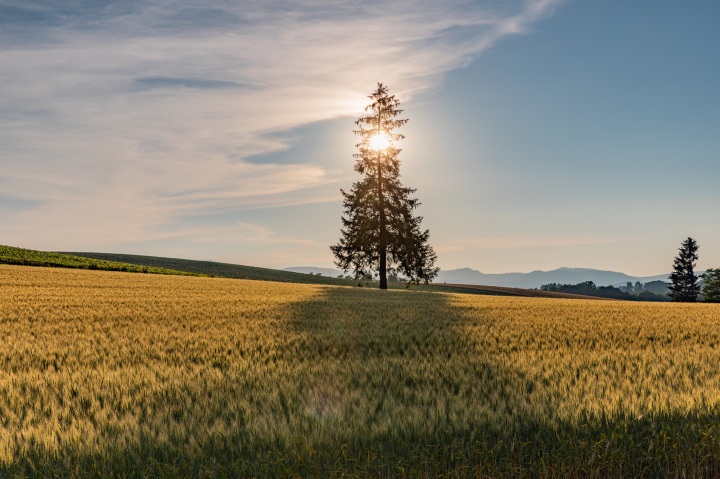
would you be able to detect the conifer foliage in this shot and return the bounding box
[701,268,720,303]
[668,237,701,302]
[331,84,438,289]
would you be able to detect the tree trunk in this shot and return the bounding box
[379,244,387,289]
[378,148,387,290]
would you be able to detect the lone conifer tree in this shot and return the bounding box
[668,237,700,302]
[331,84,438,289]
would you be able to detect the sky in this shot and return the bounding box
[2,0,719,276]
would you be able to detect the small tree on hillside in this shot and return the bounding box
[668,237,700,302]
[331,83,438,289]
[702,268,720,303]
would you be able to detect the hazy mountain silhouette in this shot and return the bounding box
[284,266,344,277]
[285,266,670,289]
[438,267,670,289]
[434,268,524,286]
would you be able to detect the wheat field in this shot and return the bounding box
[2,264,720,477]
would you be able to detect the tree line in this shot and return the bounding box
[540,238,719,303]
[540,281,669,301]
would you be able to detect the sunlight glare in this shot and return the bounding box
[370,134,391,151]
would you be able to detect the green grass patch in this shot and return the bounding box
[0,245,199,276]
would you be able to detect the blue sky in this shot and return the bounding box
[2,0,718,275]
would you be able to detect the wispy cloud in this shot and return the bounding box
[1,0,562,253]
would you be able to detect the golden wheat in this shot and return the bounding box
[2,264,720,477]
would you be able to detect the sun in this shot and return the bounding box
[369,133,391,151]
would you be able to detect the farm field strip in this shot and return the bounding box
[2,264,720,477]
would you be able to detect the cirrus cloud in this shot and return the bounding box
[0,0,562,255]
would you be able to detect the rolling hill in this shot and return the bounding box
[66,252,607,299]
[0,245,195,276]
[64,252,354,286]
[1,245,638,300]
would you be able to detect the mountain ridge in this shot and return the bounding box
[284,266,671,289]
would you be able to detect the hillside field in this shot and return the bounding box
[2,264,720,477]
[0,245,197,277]
[64,250,355,286]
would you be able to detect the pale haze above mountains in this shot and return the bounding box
[284,266,671,289]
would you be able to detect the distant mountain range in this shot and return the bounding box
[284,266,671,289]
[436,267,672,289]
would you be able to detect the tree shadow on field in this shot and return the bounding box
[4,286,720,478]
[274,287,720,478]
